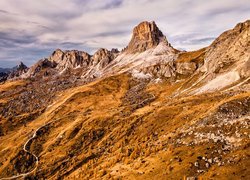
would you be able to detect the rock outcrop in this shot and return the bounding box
[49,49,91,71]
[0,62,29,82]
[125,21,171,53]
[139,62,176,78]
[203,20,250,77]
[175,62,197,75]
[25,58,57,77]
[174,48,206,76]
[47,48,119,73]
[16,47,120,80]
[191,20,250,93]
[91,48,119,67]
[8,62,29,79]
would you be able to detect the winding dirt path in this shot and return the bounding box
[0,117,59,180]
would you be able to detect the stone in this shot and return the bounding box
[208,159,213,164]
[194,161,199,167]
[176,62,197,75]
[205,163,210,168]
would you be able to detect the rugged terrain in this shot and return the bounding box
[0,20,249,179]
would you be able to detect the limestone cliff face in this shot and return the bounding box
[48,48,119,72]
[91,48,119,68]
[125,21,170,53]
[203,20,250,77]
[49,49,91,71]
[25,59,57,77]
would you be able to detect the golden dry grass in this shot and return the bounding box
[0,80,26,93]
[0,73,249,179]
[176,48,206,64]
[0,80,27,104]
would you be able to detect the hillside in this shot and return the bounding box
[0,20,249,180]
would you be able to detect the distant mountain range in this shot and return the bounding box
[0,67,11,73]
[0,62,28,82]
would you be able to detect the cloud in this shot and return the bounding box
[0,0,249,67]
[91,30,129,38]
[102,0,124,9]
[0,32,37,46]
[0,9,10,14]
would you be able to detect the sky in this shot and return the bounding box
[0,0,249,68]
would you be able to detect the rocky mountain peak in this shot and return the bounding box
[50,49,65,64]
[48,49,91,71]
[17,61,27,70]
[8,61,28,79]
[17,61,27,68]
[91,48,119,67]
[125,21,170,53]
[234,19,250,32]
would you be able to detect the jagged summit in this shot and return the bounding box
[49,49,91,71]
[16,61,27,69]
[125,21,170,53]
[91,48,118,67]
[8,61,28,79]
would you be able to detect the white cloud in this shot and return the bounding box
[0,0,249,67]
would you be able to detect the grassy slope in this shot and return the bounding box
[176,48,206,64]
[0,73,249,179]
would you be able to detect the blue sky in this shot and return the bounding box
[0,0,249,68]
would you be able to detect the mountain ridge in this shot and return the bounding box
[3,20,248,88]
[0,19,249,179]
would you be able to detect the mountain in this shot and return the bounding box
[0,72,8,82]
[0,67,10,82]
[125,21,171,53]
[0,68,11,73]
[195,20,250,93]
[0,62,29,82]
[0,20,249,179]
[18,21,177,81]
[8,61,29,79]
